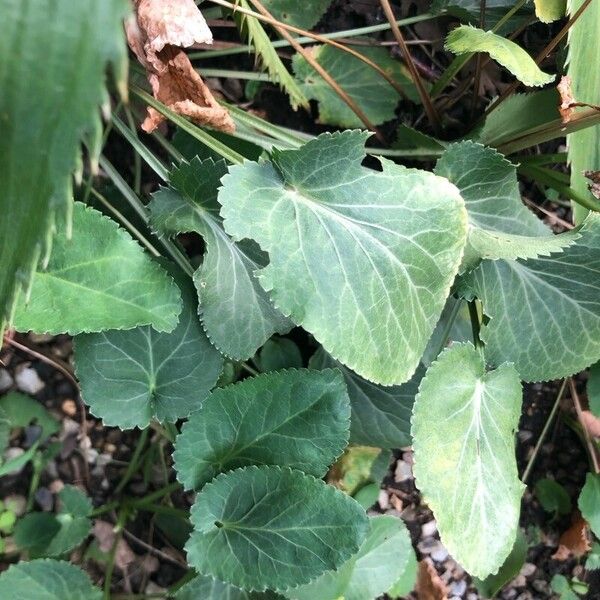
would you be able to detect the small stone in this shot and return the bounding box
[518,430,533,443]
[0,369,13,393]
[4,495,26,517]
[378,489,389,510]
[61,418,80,438]
[511,575,527,588]
[417,538,440,554]
[520,562,536,577]
[61,399,77,417]
[394,460,413,482]
[104,443,117,454]
[515,593,532,600]
[431,545,449,562]
[15,366,44,394]
[421,519,438,537]
[49,480,65,494]
[35,487,53,511]
[3,447,25,474]
[532,579,550,594]
[145,582,166,595]
[450,580,467,596]
[503,590,517,600]
[390,493,403,512]
[85,448,99,465]
[467,594,479,600]
[23,425,42,448]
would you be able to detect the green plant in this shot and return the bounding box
[4,0,600,597]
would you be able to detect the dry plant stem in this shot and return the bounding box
[379,0,442,135]
[484,0,594,119]
[522,379,568,483]
[207,0,411,100]
[570,378,600,473]
[248,0,384,140]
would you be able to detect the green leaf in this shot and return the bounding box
[445,26,554,87]
[588,362,600,417]
[287,515,413,600]
[387,547,418,598]
[0,442,39,477]
[353,483,380,509]
[174,369,350,490]
[393,124,447,157]
[474,529,528,598]
[260,0,332,29]
[12,202,182,335]
[585,542,600,571]
[0,392,59,440]
[0,559,101,600]
[186,466,368,591]
[236,0,308,109]
[474,89,559,148]
[535,479,571,515]
[149,157,291,360]
[551,575,580,600]
[567,0,600,223]
[14,486,92,557]
[0,0,128,333]
[293,46,419,128]
[578,472,600,538]
[176,575,283,599]
[421,297,472,366]
[435,141,578,271]
[219,131,468,385]
[411,343,524,578]
[257,337,303,372]
[534,0,566,22]
[73,273,223,429]
[309,348,420,448]
[432,0,531,32]
[460,213,600,381]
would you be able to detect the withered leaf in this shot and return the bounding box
[585,171,600,201]
[558,75,575,124]
[552,514,591,560]
[126,0,235,133]
[416,559,449,600]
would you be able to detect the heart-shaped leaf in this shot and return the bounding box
[73,273,223,429]
[174,368,350,490]
[412,343,524,578]
[186,466,368,591]
[219,131,468,385]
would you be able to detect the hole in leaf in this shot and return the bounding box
[214,520,223,528]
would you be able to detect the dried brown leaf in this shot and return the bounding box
[558,75,576,124]
[585,171,600,200]
[552,514,591,560]
[416,559,448,600]
[126,0,235,133]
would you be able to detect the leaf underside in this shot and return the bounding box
[445,25,554,87]
[219,131,468,385]
[174,368,350,491]
[149,157,291,360]
[185,466,368,591]
[461,213,600,381]
[0,0,128,334]
[412,342,524,578]
[12,202,182,335]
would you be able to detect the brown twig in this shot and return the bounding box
[570,378,600,474]
[208,0,411,101]
[248,0,385,140]
[379,0,442,134]
[483,0,595,120]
